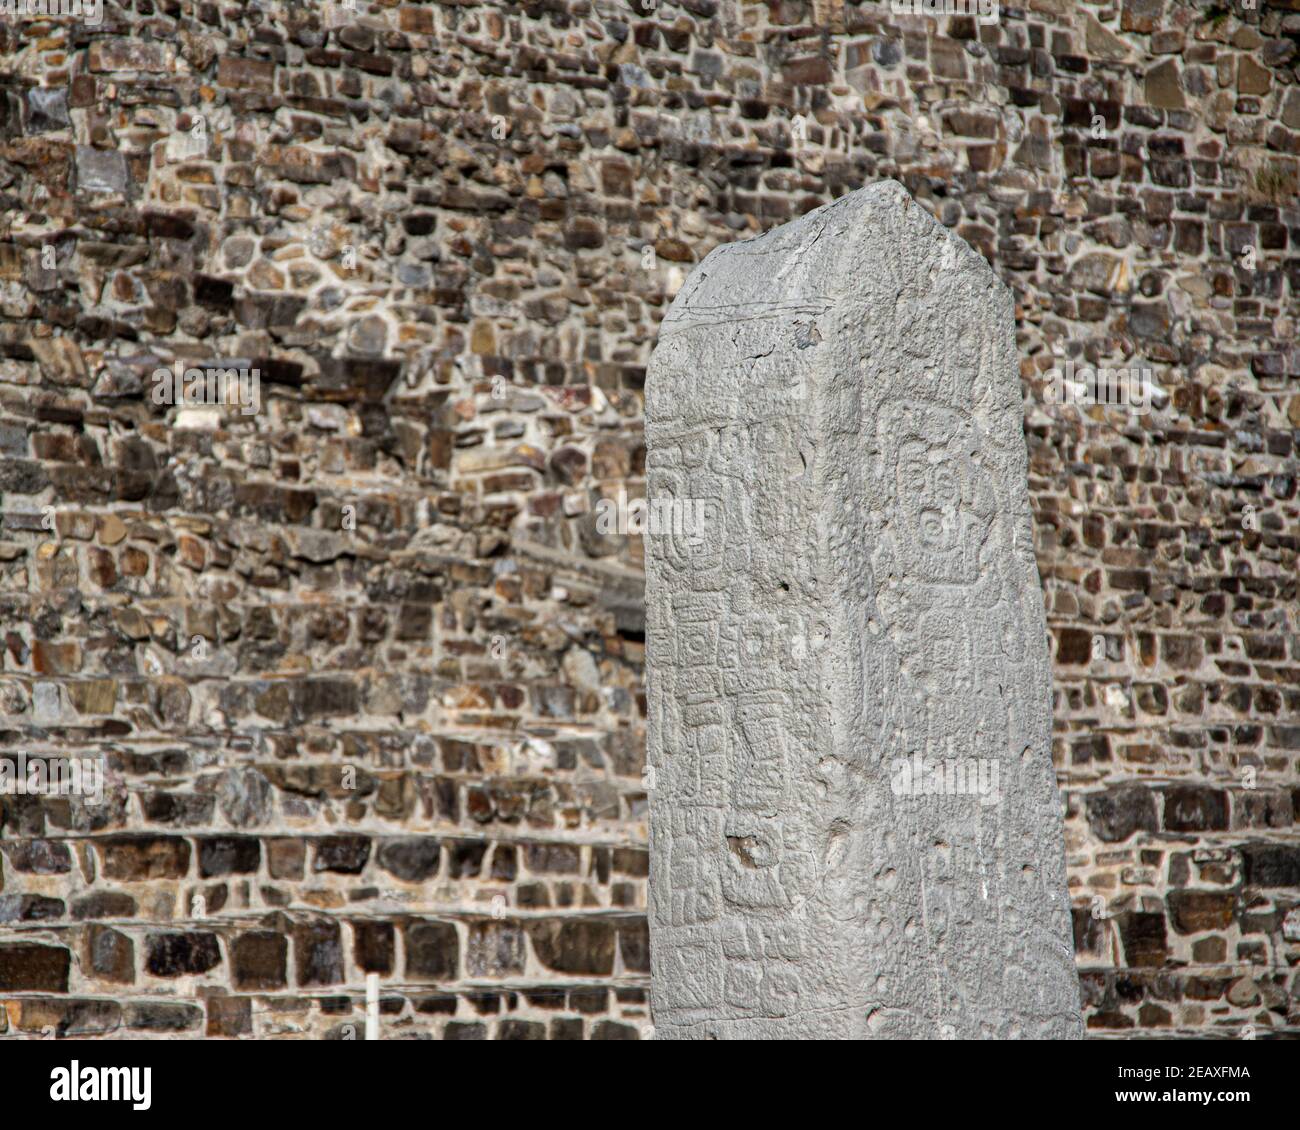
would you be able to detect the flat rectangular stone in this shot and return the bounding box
[88,39,174,73]
[217,56,276,93]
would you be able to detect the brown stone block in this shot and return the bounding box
[1056,627,1092,665]
[17,998,120,1036]
[782,55,832,85]
[352,920,395,975]
[88,39,173,73]
[1145,59,1185,110]
[1118,911,1169,968]
[1160,634,1203,671]
[98,836,191,881]
[294,919,344,986]
[145,932,220,977]
[87,546,117,587]
[206,995,252,1037]
[1169,890,1236,935]
[1163,786,1228,833]
[87,924,135,983]
[0,944,71,992]
[1086,785,1159,843]
[404,919,459,980]
[32,640,81,675]
[399,6,434,33]
[198,836,261,878]
[217,56,275,93]
[230,931,287,990]
[526,918,615,975]
[267,838,305,880]
[66,678,116,714]
[312,835,371,874]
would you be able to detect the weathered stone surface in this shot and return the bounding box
[217,767,272,828]
[0,944,71,992]
[1144,59,1185,109]
[351,920,395,974]
[466,919,526,977]
[1086,786,1159,843]
[146,932,221,977]
[230,931,288,990]
[1168,890,1236,935]
[0,894,64,922]
[206,996,252,1037]
[1243,844,1300,888]
[217,56,275,92]
[198,836,261,877]
[27,88,70,132]
[71,892,137,920]
[377,838,441,882]
[16,998,122,1038]
[527,919,615,976]
[645,183,1081,1039]
[2,839,72,873]
[1118,912,1169,968]
[96,836,191,881]
[404,919,459,980]
[75,146,130,195]
[312,835,371,874]
[125,1002,204,1032]
[294,919,343,986]
[88,924,135,983]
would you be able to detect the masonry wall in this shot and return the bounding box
[0,0,1296,1039]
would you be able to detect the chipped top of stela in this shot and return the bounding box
[646,179,1017,440]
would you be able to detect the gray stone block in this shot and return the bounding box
[645,180,1082,1039]
[75,146,129,196]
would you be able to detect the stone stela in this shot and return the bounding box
[644,181,1083,1040]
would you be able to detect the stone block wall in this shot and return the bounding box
[0,0,1296,1037]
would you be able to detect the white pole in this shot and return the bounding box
[365,972,380,1040]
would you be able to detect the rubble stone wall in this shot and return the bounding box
[0,0,1297,1038]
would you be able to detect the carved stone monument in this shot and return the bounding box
[644,181,1082,1039]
